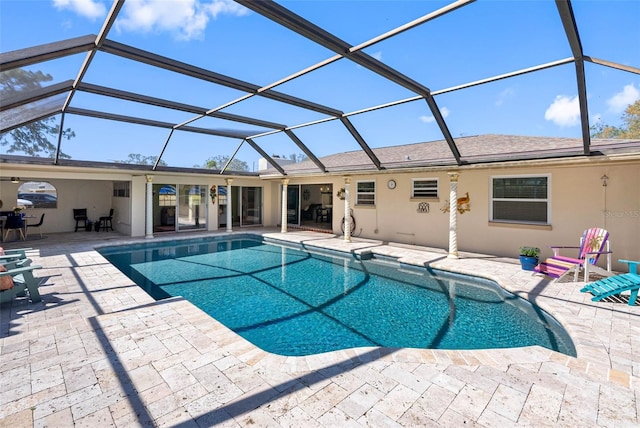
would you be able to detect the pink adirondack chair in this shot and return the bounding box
[535,228,612,282]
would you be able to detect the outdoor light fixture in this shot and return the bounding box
[10,177,19,183]
[601,174,609,187]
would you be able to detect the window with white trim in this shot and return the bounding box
[491,175,549,224]
[17,181,58,208]
[112,181,130,198]
[158,185,176,207]
[356,181,375,205]
[412,178,438,198]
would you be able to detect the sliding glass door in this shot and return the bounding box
[220,186,263,228]
[287,184,300,225]
[177,184,207,231]
[241,186,262,226]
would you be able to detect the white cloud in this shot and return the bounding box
[53,0,106,20]
[545,95,580,127]
[607,84,640,114]
[496,88,515,106]
[420,107,450,123]
[112,0,248,41]
[370,51,383,61]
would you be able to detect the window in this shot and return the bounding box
[356,181,375,205]
[218,186,227,205]
[158,185,176,207]
[412,178,438,198]
[113,181,130,198]
[491,175,549,224]
[17,181,57,208]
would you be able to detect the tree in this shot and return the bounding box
[198,155,249,171]
[620,99,640,138]
[0,68,74,158]
[117,153,167,166]
[591,99,640,139]
[289,153,308,162]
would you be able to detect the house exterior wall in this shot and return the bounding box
[126,175,274,237]
[272,159,639,273]
[1,176,116,234]
[2,157,638,273]
[1,167,272,237]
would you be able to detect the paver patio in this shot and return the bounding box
[1,229,638,427]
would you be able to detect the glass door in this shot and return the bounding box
[231,186,241,227]
[219,186,263,227]
[177,184,207,231]
[155,184,176,232]
[287,184,300,225]
[241,187,262,226]
[218,186,227,228]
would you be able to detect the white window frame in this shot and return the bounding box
[17,181,58,208]
[356,180,376,206]
[412,178,438,198]
[490,174,551,225]
[113,181,130,198]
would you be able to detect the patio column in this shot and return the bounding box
[225,178,233,232]
[145,174,154,239]
[447,171,459,259]
[344,177,352,243]
[281,178,289,233]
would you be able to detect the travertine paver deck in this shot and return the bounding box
[0,229,638,427]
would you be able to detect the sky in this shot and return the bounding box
[1,0,639,171]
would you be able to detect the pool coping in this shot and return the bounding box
[94,229,635,375]
[259,232,632,372]
[102,232,578,358]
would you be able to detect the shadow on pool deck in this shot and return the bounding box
[0,229,637,426]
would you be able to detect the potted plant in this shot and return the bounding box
[519,246,540,271]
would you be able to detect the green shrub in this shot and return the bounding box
[519,246,540,258]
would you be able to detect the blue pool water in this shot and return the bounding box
[99,235,576,357]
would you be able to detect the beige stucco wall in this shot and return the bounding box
[269,159,639,273]
[2,156,638,273]
[1,167,272,238]
[1,175,117,234]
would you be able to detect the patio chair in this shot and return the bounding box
[0,247,31,260]
[0,258,43,303]
[73,208,88,232]
[2,213,25,242]
[98,209,114,232]
[0,252,29,264]
[27,213,45,237]
[580,259,639,306]
[534,227,612,282]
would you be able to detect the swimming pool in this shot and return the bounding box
[99,235,576,357]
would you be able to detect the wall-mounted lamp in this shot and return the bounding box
[10,177,20,183]
[601,174,609,187]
